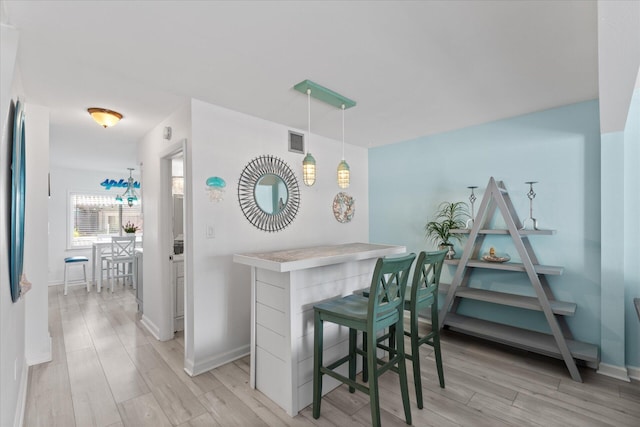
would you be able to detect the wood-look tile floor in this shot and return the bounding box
[24,283,640,426]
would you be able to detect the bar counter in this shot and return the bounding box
[233,242,406,416]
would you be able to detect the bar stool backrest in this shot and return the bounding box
[367,254,415,325]
[411,249,447,306]
[110,235,136,260]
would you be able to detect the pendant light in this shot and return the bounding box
[115,168,140,207]
[337,104,350,189]
[302,88,316,186]
[293,80,356,187]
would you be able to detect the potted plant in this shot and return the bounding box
[123,221,139,234]
[424,201,469,259]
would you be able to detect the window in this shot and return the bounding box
[69,193,143,248]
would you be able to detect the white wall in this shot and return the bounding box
[0,24,27,427]
[597,0,640,379]
[1,24,51,427]
[139,98,369,375]
[138,103,192,343]
[47,166,141,284]
[24,104,51,366]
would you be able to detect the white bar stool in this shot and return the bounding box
[64,256,90,295]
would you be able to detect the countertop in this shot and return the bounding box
[233,242,406,272]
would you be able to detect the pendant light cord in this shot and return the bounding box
[341,104,345,160]
[307,89,311,154]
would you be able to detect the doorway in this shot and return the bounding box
[170,155,185,333]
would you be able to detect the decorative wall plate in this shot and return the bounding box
[333,192,355,223]
[237,155,300,232]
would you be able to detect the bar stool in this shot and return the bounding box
[363,249,447,409]
[313,253,416,427]
[63,256,90,295]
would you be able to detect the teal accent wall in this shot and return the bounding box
[600,130,626,367]
[369,101,601,346]
[623,88,640,368]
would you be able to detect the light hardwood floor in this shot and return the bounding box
[24,283,640,427]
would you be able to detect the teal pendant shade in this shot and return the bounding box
[303,152,316,186]
[337,160,350,189]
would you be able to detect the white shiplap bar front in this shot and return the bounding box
[233,243,406,416]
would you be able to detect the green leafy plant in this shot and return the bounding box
[122,221,139,233]
[424,201,469,246]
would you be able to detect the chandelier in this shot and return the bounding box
[115,168,140,207]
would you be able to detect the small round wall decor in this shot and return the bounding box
[332,192,355,223]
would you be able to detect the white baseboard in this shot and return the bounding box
[140,315,161,340]
[186,345,250,377]
[26,336,52,366]
[627,365,640,381]
[14,359,29,427]
[597,362,631,382]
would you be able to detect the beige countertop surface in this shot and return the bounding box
[233,242,406,272]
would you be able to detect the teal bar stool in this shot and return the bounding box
[63,255,90,295]
[363,250,447,409]
[313,253,416,427]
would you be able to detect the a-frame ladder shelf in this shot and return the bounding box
[439,177,600,382]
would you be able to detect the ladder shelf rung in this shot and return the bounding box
[450,229,556,235]
[443,313,599,363]
[439,283,576,316]
[444,259,563,275]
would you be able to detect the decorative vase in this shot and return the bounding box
[440,243,456,260]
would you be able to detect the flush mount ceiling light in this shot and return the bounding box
[87,107,123,128]
[293,80,356,188]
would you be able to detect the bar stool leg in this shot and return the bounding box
[63,263,69,296]
[366,330,381,427]
[312,312,323,419]
[83,263,89,292]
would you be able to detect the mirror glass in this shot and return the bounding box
[255,174,288,215]
[238,155,300,232]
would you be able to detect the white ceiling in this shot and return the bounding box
[2,1,598,171]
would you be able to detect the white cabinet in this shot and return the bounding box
[173,257,184,332]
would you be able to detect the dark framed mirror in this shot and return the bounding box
[238,155,300,232]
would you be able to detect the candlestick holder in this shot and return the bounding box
[521,181,539,230]
[465,186,477,229]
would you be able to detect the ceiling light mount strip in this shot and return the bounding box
[293,80,356,110]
